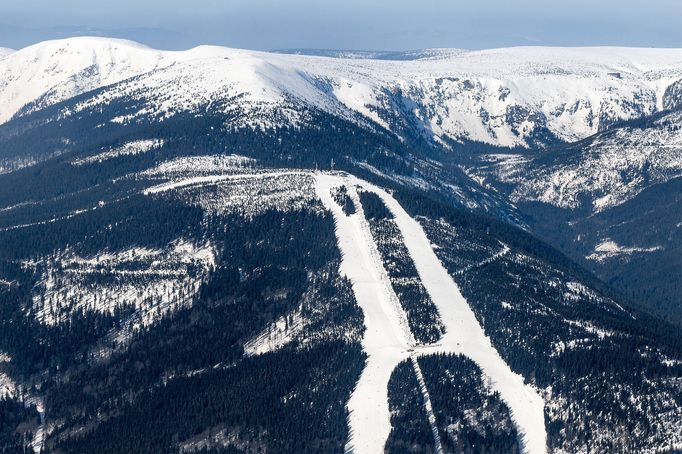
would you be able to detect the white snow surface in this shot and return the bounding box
[587,239,663,262]
[365,177,547,454]
[142,168,318,217]
[508,111,682,210]
[0,371,16,399]
[139,155,256,177]
[243,311,305,357]
[316,175,414,454]
[2,37,682,147]
[0,358,45,453]
[29,241,216,327]
[71,139,164,165]
[0,37,184,124]
[143,171,306,195]
[317,173,547,454]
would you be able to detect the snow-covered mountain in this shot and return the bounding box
[0,37,181,124]
[475,110,682,212]
[0,37,680,454]
[2,37,682,148]
[460,109,682,323]
[0,37,679,316]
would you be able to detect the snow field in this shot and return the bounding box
[143,171,309,195]
[71,139,164,165]
[29,241,216,328]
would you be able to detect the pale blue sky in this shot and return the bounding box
[1,0,681,50]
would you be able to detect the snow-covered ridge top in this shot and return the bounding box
[13,36,680,67]
[0,37,243,124]
[17,36,154,51]
[275,45,682,66]
[0,38,172,124]
[273,48,469,61]
[241,44,682,80]
[3,36,682,147]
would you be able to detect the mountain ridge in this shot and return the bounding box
[0,41,679,322]
[2,37,682,147]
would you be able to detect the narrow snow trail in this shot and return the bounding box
[410,356,444,454]
[29,398,45,454]
[358,178,548,454]
[454,242,510,276]
[315,174,413,454]
[143,171,308,194]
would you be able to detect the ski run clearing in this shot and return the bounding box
[316,173,547,454]
[5,166,546,453]
[18,165,546,453]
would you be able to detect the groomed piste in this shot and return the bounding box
[316,173,547,454]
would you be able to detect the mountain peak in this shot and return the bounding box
[0,37,175,124]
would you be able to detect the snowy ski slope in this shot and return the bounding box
[317,173,546,454]
[366,177,547,454]
[316,174,413,454]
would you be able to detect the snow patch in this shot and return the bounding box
[29,241,215,328]
[141,165,317,217]
[510,111,682,211]
[71,139,163,165]
[243,310,305,356]
[587,239,663,262]
[0,372,17,399]
[140,155,256,177]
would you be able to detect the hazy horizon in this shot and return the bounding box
[1,0,681,52]
[4,36,682,53]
